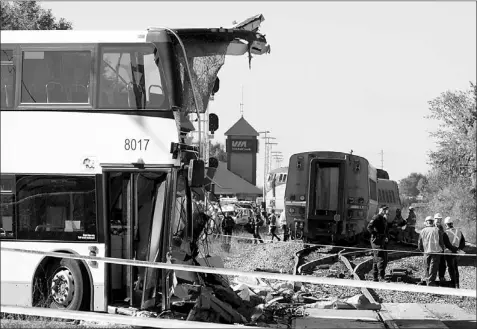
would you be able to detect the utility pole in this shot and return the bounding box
[380,149,384,170]
[271,151,283,169]
[240,85,244,117]
[263,136,276,176]
[258,131,270,208]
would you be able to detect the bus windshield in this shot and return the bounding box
[99,44,168,110]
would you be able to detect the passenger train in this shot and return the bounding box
[283,151,401,244]
[264,167,288,212]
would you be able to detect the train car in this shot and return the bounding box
[377,178,402,224]
[264,167,288,212]
[284,151,378,244]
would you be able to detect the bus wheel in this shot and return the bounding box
[47,259,84,310]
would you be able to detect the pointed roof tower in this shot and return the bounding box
[224,116,259,136]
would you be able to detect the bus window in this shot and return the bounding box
[15,175,97,241]
[99,45,166,110]
[1,49,15,109]
[369,179,377,201]
[21,50,92,104]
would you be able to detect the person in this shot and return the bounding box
[280,211,289,241]
[443,217,466,288]
[269,209,281,242]
[389,208,407,242]
[367,205,390,282]
[221,213,235,245]
[404,206,417,243]
[433,213,447,285]
[418,216,444,286]
[253,214,264,244]
[213,209,222,239]
[244,217,256,242]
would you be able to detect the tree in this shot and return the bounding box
[209,141,227,162]
[421,82,477,243]
[1,0,73,30]
[426,82,476,182]
[398,172,427,198]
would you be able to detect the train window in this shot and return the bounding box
[388,190,396,203]
[369,179,377,201]
[391,190,396,203]
[378,189,383,202]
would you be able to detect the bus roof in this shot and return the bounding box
[0,30,160,44]
[0,27,268,45]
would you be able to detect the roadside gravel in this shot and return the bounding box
[216,238,476,315]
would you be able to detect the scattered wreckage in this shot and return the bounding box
[108,259,383,328]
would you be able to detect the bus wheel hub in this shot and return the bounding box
[51,269,75,306]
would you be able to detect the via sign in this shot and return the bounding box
[227,139,257,153]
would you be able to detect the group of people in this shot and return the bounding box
[367,205,466,288]
[388,206,417,243]
[244,209,283,244]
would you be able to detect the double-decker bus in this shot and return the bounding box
[0,22,269,313]
[284,151,379,244]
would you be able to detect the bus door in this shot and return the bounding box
[306,159,345,237]
[105,170,170,310]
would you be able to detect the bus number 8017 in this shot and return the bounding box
[124,138,150,151]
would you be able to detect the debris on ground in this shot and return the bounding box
[166,255,384,326]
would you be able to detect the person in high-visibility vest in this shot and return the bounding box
[433,213,447,284]
[418,216,444,286]
[443,217,466,288]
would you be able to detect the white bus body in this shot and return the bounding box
[1,23,270,313]
[1,111,179,310]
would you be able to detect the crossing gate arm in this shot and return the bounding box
[1,305,268,329]
[1,247,476,298]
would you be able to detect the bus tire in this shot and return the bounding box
[47,259,84,310]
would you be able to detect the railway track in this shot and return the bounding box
[294,241,420,305]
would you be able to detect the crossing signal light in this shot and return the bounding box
[209,113,219,133]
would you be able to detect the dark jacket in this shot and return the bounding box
[436,225,457,253]
[367,214,388,245]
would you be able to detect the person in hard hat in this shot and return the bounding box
[433,213,448,285]
[403,206,417,243]
[443,217,466,288]
[367,205,390,282]
[418,216,445,286]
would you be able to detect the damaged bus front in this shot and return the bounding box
[0,15,270,316]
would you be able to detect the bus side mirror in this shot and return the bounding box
[188,159,205,187]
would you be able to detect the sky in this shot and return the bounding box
[42,1,477,185]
